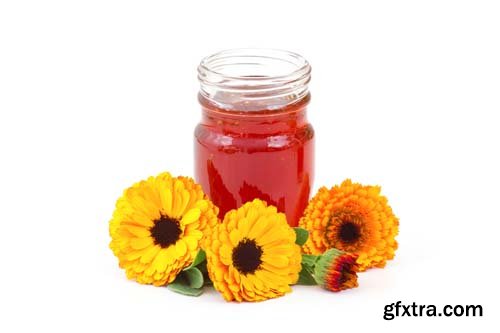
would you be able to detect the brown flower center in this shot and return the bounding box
[232,238,263,275]
[338,221,360,243]
[150,215,181,248]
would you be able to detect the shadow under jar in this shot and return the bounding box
[194,49,314,227]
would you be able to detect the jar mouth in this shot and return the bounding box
[198,49,311,111]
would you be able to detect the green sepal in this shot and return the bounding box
[313,248,346,286]
[183,249,206,271]
[301,253,319,267]
[167,281,203,297]
[296,263,317,285]
[183,267,204,289]
[293,227,309,246]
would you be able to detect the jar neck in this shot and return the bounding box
[198,49,311,112]
[199,93,310,135]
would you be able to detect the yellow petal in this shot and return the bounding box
[142,184,161,209]
[248,216,270,240]
[256,226,285,246]
[128,212,154,227]
[130,194,160,220]
[151,249,170,272]
[229,229,242,247]
[177,189,191,216]
[130,237,153,250]
[211,239,222,253]
[181,208,201,225]
[219,244,233,266]
[265,205,278,215]
[195,199,209,211]
[188,229,204,240]
[125,247,147,261]
[262,254,289,268]
[213,265,225,281]
[183,236,199,251]
[228,283,240,293]
[171,180,185,217]
[240,274,254,291]
[248,274,267,289]
[123,225,150,238]
[175,239,187,257]
[229,266,241,284]
[160,188,173,216]
[237,217,251,237]
[263,243,294,255]
[140,245,161,264]
[262,262,289,276]
[255,269,287,286]
[246,207,260,225]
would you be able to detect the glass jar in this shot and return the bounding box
[194,49,314,226]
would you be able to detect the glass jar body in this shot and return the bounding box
[194,94,314,226]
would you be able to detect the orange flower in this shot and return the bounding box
[299,179,399,271]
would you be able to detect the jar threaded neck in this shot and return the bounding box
[198,49,311,112]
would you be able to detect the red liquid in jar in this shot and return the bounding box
[194,94,314,226]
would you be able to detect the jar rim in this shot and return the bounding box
[198,48,311,111]
[198,48,310,82]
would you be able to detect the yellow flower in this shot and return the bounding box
[299,179,399,271]
[109,172,219,286]
[205,199,301,302]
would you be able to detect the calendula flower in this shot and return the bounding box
[205,199,301,302]
[299,179,399,271]
[314,248,359,292]
[109,172,219,286]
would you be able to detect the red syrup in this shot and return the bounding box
[194,94,314,226]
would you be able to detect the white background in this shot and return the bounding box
[1,1,499,332]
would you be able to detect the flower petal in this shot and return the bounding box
[123,225,150,238]
[175,239,187,257]
[188,229,204,240]
[248,216,269,240]
[159,188,173,216]
[181,208,201,225]
[229,229,242,247]
[151,249,169,272]
[183,236,199,251]
[219,244,233,266]
[130,237,153,250]
[140,245,161,264]
[256,226,286,246]
[261,254,289,268]
[177,189,191,216]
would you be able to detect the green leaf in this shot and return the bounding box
[293,227,309,246]
[184,249,206,271]
[184,267,204,289]
[296,264,316,285]
[195,260,213,286]
[301,253,319,267]
[167,281,203,297]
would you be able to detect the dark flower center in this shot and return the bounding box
[232,238,263,275]
[338,222,360,243]
[150,215,182,248]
